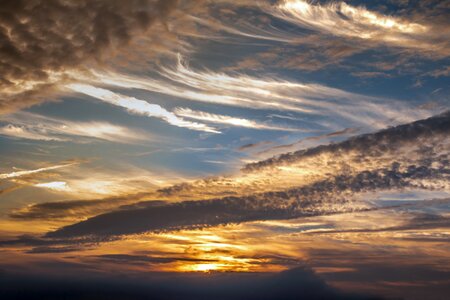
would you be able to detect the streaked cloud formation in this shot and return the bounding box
[0,1,449,299]
[6,112,447,239]
[174,107,299,131]
[0,162,76,180]
[269,0,450,56]
[0,112,149,143]
[89,56,431,130]
[68,84,220,133]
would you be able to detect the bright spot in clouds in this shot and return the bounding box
[34,181,69,191]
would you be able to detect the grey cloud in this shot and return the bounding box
[237,141,273,152]
[46,162,449,238]
[26,246,85,254]
[257,127,360,156]
[9,192,154,220]
[92,254,214,264]
[0,0,178,113]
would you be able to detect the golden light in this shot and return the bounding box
[34,181,69,192]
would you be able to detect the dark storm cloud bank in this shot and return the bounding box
[0,267,381,300]
[46,162,449,238]
[0,0,178,113]
[243,111,450,172]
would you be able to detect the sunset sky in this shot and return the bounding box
[0,1,449,299]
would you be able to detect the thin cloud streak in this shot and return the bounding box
[0,162,77,180]
[88,57,430,130]
[67,84,220,133]
[174,107,300,131]
[0,112,150,143]
[34,181,70,192]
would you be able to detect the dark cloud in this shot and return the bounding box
[25,246,85,254]
[0,0,179,113]
[93,254,214,264]
[257,127,360,156]
[312,251,450,300]
[9,192,154,220]
[46,161,449,238]
[0,266,381,300]
[237,140,273,152]
[0,234,116,248]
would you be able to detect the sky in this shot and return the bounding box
[0,0,449,299]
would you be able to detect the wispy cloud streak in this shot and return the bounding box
[89,57,430,130]
[270,0,449,55]
[174,108,299,131]
[0,112,149,143]
[67,84,219,133]
[0,163,76,180]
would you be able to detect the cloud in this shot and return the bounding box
[256,127,360,156]
[45,160,449,238]
[33,181,69,192]
[67,84,220,133]
[0,162,77,180]
[9,193,156,221]
[304,209,450,236]
[0,267,376,300]
[154,111,449,201]
[93,254,215,264]
[271,0,450,56]
[238,141,273,152]
[174,107,300,131]
[0,0,179,114]
[90,56,430,130]
[0,112,150,143]
[244,111,450,171]
[425,66,450,78]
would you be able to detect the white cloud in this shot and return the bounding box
[67,84,220,133]
[272,0,447,54]
[174,107,300,131]
[0,163,76,180]
[0,112,149,143]
[84,57,431,130]
[34,181,70,192]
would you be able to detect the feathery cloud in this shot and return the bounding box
[67,84,220,133]
[89,56,430,130]
[174,107,300,131]
[271,0,449,56]
[0,112,150,143]
[0,162,77,180]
